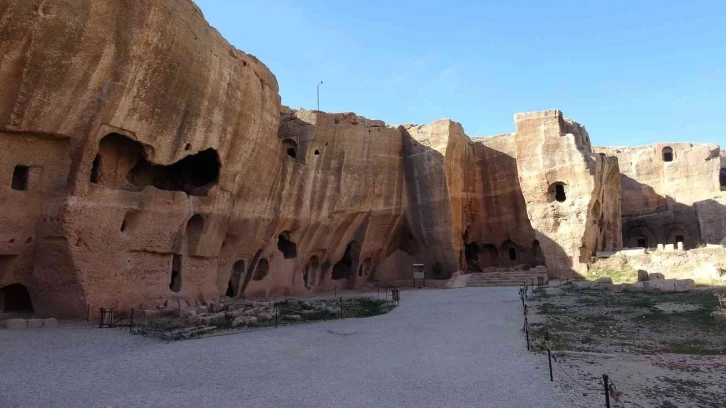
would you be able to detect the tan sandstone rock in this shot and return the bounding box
[643,279,695,293]
[5,319,27,330]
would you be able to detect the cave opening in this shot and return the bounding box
[332,243,354,280]
[1,283,33,312]
[226,260,245,297]
[169,254,182,293]
[464,242,480,271]
[252,258,269,281]
[93,133,220,196]
[90,155,101,184]
[128,148,220,196]
[277,232,297,259]
[554,184,566,202]
[282,139,298,160]
[11,165,29,191]
[662,146,674,162]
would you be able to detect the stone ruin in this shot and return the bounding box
[595,143,726,249]
[0,0,722,318]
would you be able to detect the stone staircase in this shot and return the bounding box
[466,266,549,287]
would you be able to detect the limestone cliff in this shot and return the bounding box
[0,0,628,318]
[595,143,724,248]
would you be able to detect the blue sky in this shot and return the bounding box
[194,0,725,147]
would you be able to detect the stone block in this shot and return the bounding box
[657,244,664,251]
[27,318,43,328]
[572,281,594,290]
[677,242,684,251]
[648,272,665,281]
[637,270,649,282]
[608,284,625,293]
[624,282,645,292]
[643,279,695,293]
[543,287,565,296]
[42,318,58,327]
[6,319,27,330]
[664,244,675,252]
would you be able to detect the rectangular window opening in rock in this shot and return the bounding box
[11,165,29,190]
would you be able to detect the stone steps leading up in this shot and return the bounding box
[466,268,549,287]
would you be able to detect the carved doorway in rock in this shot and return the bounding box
[226,260,245,297]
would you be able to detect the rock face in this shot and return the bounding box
[514,111,622,276]
[595,143,725,249]
[0,1,623,318]
[0,0,280,317]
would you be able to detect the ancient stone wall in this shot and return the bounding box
[514,111,622,277]
[0,1,626,317]
[0,0,280,317]
[595,143,724,248]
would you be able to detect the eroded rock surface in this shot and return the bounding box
[0,0,630,318]
[595,143,726,249]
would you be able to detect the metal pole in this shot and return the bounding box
[545,331,553,382]
[339,297,343,319]
[603,374,611,408]
[317,81,323,111]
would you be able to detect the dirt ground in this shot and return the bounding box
[529,286,726,407]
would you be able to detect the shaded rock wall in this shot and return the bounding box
[0,1,626,317]
[595,143,724,248]
[469,134,540,269]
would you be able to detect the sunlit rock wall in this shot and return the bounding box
[0,0,280,317]
[0,0,628,317]
[595,143,724,248]
[515,110,622,277]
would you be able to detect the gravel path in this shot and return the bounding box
[0,287,574,407]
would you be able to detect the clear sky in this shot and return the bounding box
[194,0,725,147]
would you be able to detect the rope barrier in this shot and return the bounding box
[518,285,620,406]
[552,354,601,392]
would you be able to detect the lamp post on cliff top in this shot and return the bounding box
[317,81,323,111]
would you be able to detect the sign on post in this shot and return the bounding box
[413,263,425,288]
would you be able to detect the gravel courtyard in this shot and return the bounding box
[0,288,575,408]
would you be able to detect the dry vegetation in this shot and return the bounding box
[588,248,726,287]
[529,286,726,407]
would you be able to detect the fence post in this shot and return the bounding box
[130,308,134,333]
[339,297,343,319]
[603,374,611,408]
[274,304,278,328]
[545,331,553,382]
